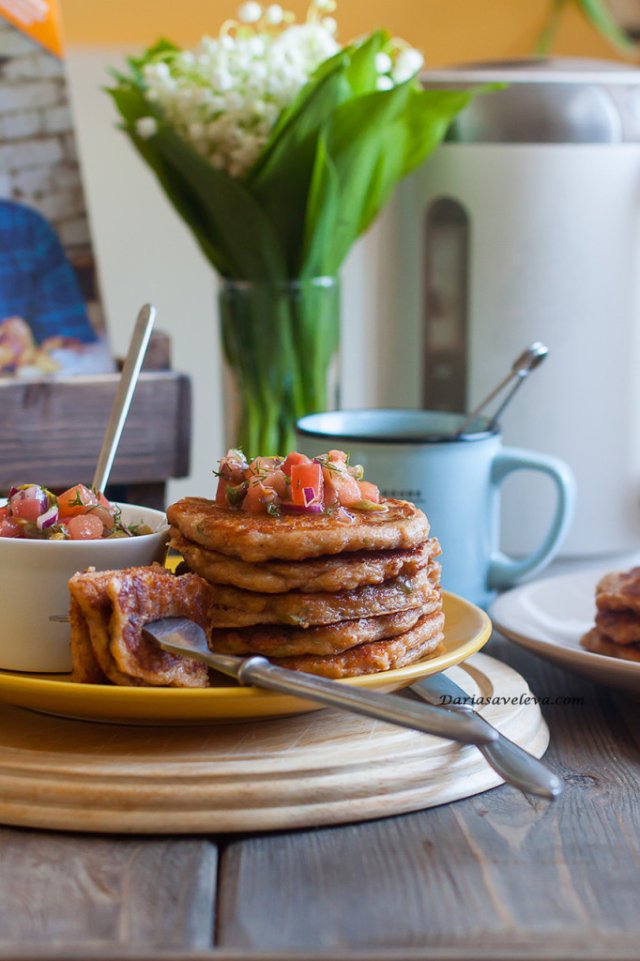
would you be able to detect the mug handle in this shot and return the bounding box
[488,447,576,590]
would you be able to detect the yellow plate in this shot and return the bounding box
[0,592,491,724]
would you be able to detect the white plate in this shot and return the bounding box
[491,567,640,695]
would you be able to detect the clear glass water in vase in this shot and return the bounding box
[219,276,340,456]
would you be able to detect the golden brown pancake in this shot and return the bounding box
[210,600,441,657]
[167,496,430,563]
[170,528,439,593]
[581,627,640,662]
[594,609,640,645]
[273,609,445,678]
[594,568,640,614]
[69,566,211,688]
[206,564,440,628]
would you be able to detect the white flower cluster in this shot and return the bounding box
[135,1,423,179]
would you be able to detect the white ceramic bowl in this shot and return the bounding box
[0,503,169,673]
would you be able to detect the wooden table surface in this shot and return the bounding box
[1,629,639,961]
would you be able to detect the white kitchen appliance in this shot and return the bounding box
[342,58,640,557]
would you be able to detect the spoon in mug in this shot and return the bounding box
[92,304,157,494]
[456,342,548,436]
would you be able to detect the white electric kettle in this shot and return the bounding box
[343,58,640,558]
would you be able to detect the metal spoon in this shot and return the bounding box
[457,342,549,436]
[92,304,157,493]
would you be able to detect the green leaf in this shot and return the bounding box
[127,37,181,75]
[109,85,227,272]
[300,134,341,281]
[300,84,477,276]
[246,32,390,273]
[151,127,287,280]
[109,69,289,279]
[576,0,635,53]
[535,0,567,56]
[535,0,635,55]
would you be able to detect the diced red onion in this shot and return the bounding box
[7,486,20,499]
[302,486,318,507]
[36,504,59,530]
[282,503,323,514]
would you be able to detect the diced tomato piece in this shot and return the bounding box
[248,456,282,477]
[10,485,48,521]
[281,452,311,477]
[327,449,349,465]
[58,484,98,518]
[261,470,289,499]
[358,480,380,504]
[215,477,229,505]
[87,504,117,531]
[67,513,104,540]
[242,481,278,514]
[97,492,112,508]
[0,517,24,538]
[322,467,361,508]
[291,462,324,507]
[0,505,9,521]
[218,449,249,485]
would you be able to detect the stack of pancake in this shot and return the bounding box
[581,567,640,662]
[167,495,445,679]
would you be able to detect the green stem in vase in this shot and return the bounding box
[219,277,339,456]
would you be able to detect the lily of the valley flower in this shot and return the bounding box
[138,2,424,179]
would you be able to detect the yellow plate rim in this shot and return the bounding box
[0,592,491,720]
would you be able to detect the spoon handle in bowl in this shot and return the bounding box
[92,304,156,494]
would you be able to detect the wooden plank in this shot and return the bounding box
[0,372,191,489]
[3,949,640,961]
[216,637,640,954]
[0,829,217,952]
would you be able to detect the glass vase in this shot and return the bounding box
[218,276,340,456]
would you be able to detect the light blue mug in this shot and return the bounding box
[296,409,576,609]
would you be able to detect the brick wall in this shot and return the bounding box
[0,18,105,332]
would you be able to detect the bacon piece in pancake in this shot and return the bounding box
[272,609,445,678]
[206,564,440,629]
[169,529,439,594]
[211,598,441,658]
[595,568,640,614]
[581,627,640,662]
[167,496,430,563]
[69,566,212,687]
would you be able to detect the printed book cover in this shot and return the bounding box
[0,0,115,377]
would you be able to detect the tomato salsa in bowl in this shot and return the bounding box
[0,486,168,673]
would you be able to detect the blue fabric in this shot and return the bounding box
[0,200,96,344]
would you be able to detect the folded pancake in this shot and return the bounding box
[167,496,430,563]
[206,564,440,628]
[210,598,441,657]
[581,627,640,662]
[69,566,212,687]
[69,594,108,684]
[272,609,446,678]
[170,529,439,594]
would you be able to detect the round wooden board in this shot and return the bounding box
[0,653,548,834]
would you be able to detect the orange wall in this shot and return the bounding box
[60,0,626,65]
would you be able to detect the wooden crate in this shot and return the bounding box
[0,370,191,509]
